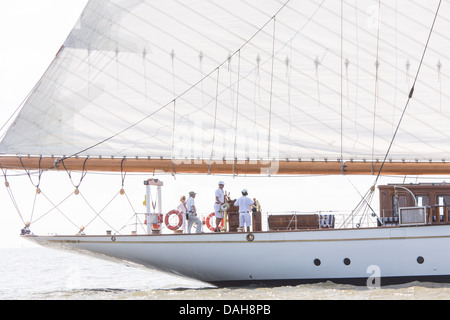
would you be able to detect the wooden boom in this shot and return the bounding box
[1,155,450,175]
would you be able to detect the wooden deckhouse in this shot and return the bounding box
[378,183,450,226]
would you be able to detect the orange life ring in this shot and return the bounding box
[164,210,183,231]
[144,213,163,230]
[205,212,224,232]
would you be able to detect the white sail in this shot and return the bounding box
[1,0,450,165]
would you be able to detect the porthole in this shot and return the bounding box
[314,259,321,266]
[417,256,424,264]
[343,258,351,266]
[246,233,255,242]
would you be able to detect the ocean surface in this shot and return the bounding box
[2,246,450,300]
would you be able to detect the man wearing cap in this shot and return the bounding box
[214,181,225,232]
[186,191,202,233]
[234,189,254,232]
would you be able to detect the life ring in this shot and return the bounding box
[164,210,183,231]
[205,212,224,232]
[144,213,163,230]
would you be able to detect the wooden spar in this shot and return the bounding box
[2,155,450,175]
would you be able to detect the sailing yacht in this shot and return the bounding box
[2,0,450,286]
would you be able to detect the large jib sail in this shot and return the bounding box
[1,0,449,175]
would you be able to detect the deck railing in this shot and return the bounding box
[428,205,450,224]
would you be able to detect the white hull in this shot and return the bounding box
[25,225,450,287]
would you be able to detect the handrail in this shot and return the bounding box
[394,186,418,206]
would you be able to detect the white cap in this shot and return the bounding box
[242,188,248,193]
[218,181,225,185]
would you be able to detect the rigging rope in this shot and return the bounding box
[33,190,79,229]
[171,99,177,162]
[143,48,148,101]
[28,174,141,235]
[2,158,142,234]
[233,50,242,175]
[373,0,442,184]
[19,156,43,189]
[314,56,321,109]
[228,53,235,126]
[81,190,120,233]
[340,0,344,164]
[61,157,89,190]
[199,50,207,111]
[345,0,442,225]
[390,0,399,136]
[1,167,25,225]
[352,0,360,150]
[122,191,146,234]
[371,0,382,172]
[209,67,220,168]
[253,53,261,130]
[437,59,442,111]
[268,15,277,161]
[286,46,293,136]
[171,49,176,97]
[116,46,120,90]
[120,157,127,188]
[88,48,92,97]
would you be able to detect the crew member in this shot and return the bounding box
[186,191,202,233]
[234,189,254,232]
[214,181,225,232]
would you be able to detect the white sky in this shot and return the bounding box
[0,1,444,249]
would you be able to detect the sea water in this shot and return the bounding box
[1,246,450,300]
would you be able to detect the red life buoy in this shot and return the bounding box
[164,210,183,231]
[144,213,163,230]
[205,212,224,232]
[152,214,163,230]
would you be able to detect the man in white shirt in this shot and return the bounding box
[214,181,225,232]
[186,191,202,233]
[234,189,254,232]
